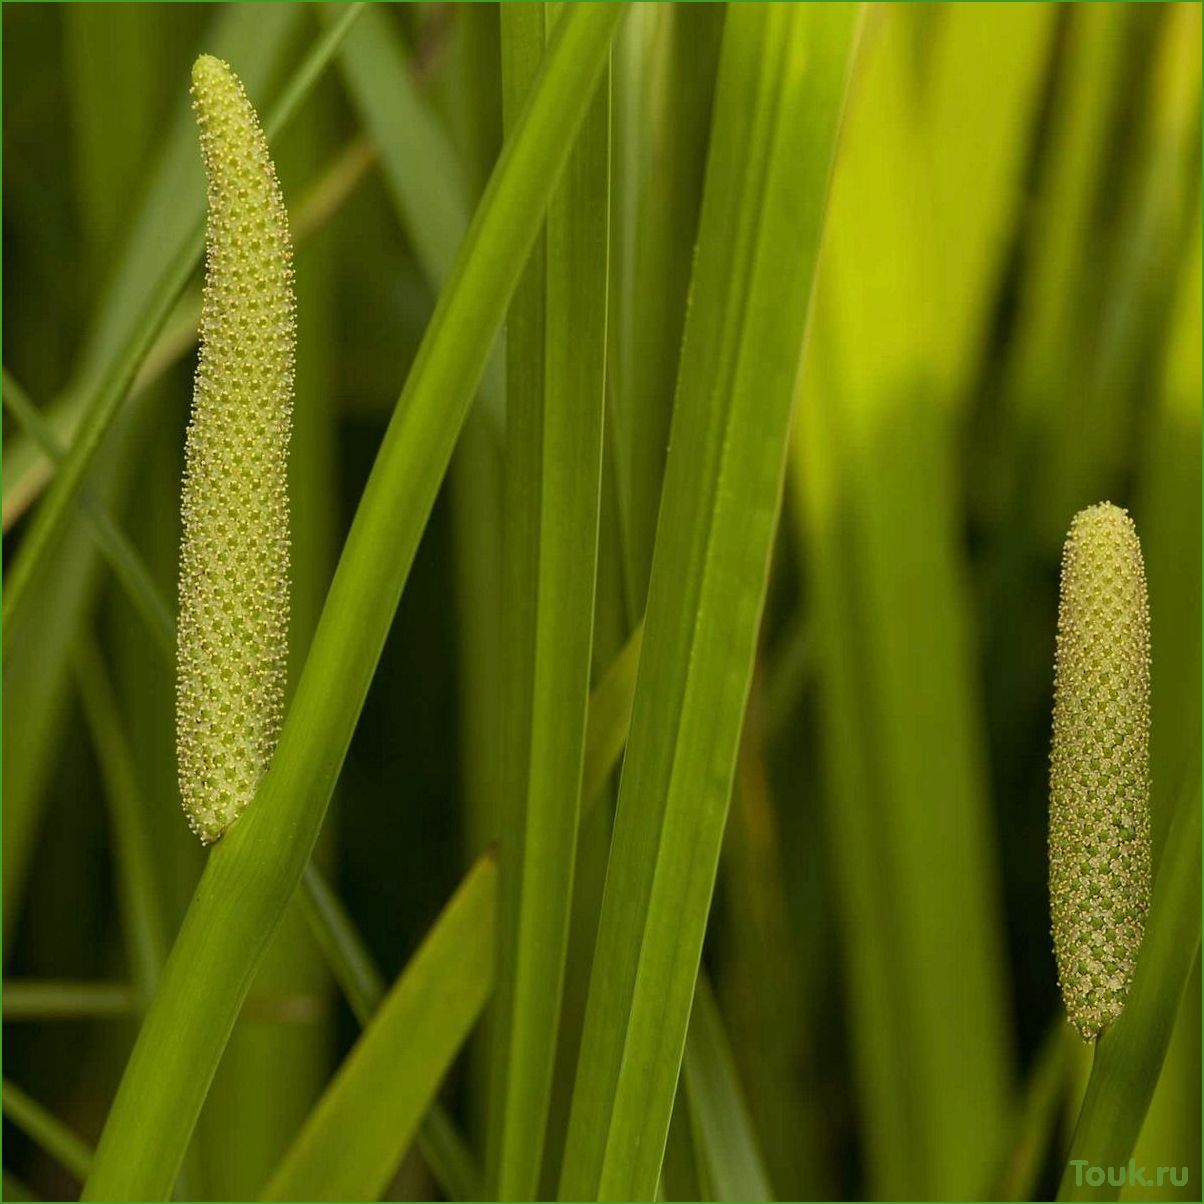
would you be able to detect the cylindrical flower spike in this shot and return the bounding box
[176,55,295,844]
[1049,501,1151,1041]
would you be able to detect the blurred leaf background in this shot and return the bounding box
[1,3,1199,1201]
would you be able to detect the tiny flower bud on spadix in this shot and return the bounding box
[1049,502,1151,1041]
[176,55,295,844]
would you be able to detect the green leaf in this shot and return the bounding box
[919,1,1055,395]
[0,981,318,1026]
[717,685,822,1198]
[2,371,174,657]
[2,437,132,949]
[330,2,471,289]
[558,8,859,1199]
[81,10,627,1197]
[1123,206,1203,1203]
[606,3,722,618]
[1,4,304,945]
[196,68,354,1197]
[417,1106,486,1204]
[0,226,194,639]
[1058,775,1202,1201]
[4,2,305,540]
[296,865,482,1202]
[324,0,506,867]
[996,1020,1075,1201]
[661,1091,705,1203]
[1,5,363,647]
[2,1079,93,1184]
[1138,208,1202,859]
[680,976,775,1202]
[261,855,496,1202]
[0,142,371,953]
[488,7,610,1198]
[297,864,388,1027]
[788,10,1016,1194]
[443,3,504,200]
[1,412,627,1201]
[2,1170,39,1202]
[325,1,504,427]
[760,611,814,744]
[2,981,137,1021]
[1043,3,1201,545]
[991,4,1195,551]
[1,9,380,534]
[580,621,643,808]
[74,636,168,1001]
[1,136,376,535]
[65,4,164,273]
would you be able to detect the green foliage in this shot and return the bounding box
[78,8,624,1198]
[2,1079,94,1184]
[787,6,1051,1195]
[559,8,858,1197]
[487,8,610,1199]
[2,4,1199,1202]
[263,855,497,1202]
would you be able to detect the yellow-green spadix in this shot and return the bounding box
[176,55,295,844]
[1049,502,1151,1041]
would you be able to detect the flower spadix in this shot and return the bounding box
[176,55,295,844]
[1049,501,1151,1040]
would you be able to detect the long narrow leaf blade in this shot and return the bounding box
[330,3,471,288]
[680,976,775,1203]
[789,10,1021,1193]
[488,7,610,1198]
[262,855,496,1202]
[558,8,859,1199]
[2,1080,94,1184]
[81,10,627,1198]
[297,866,483,1202]
[2,371,174,656]
[326,1,507,874]
[74,637,168,1001]
[607,2,721,619]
